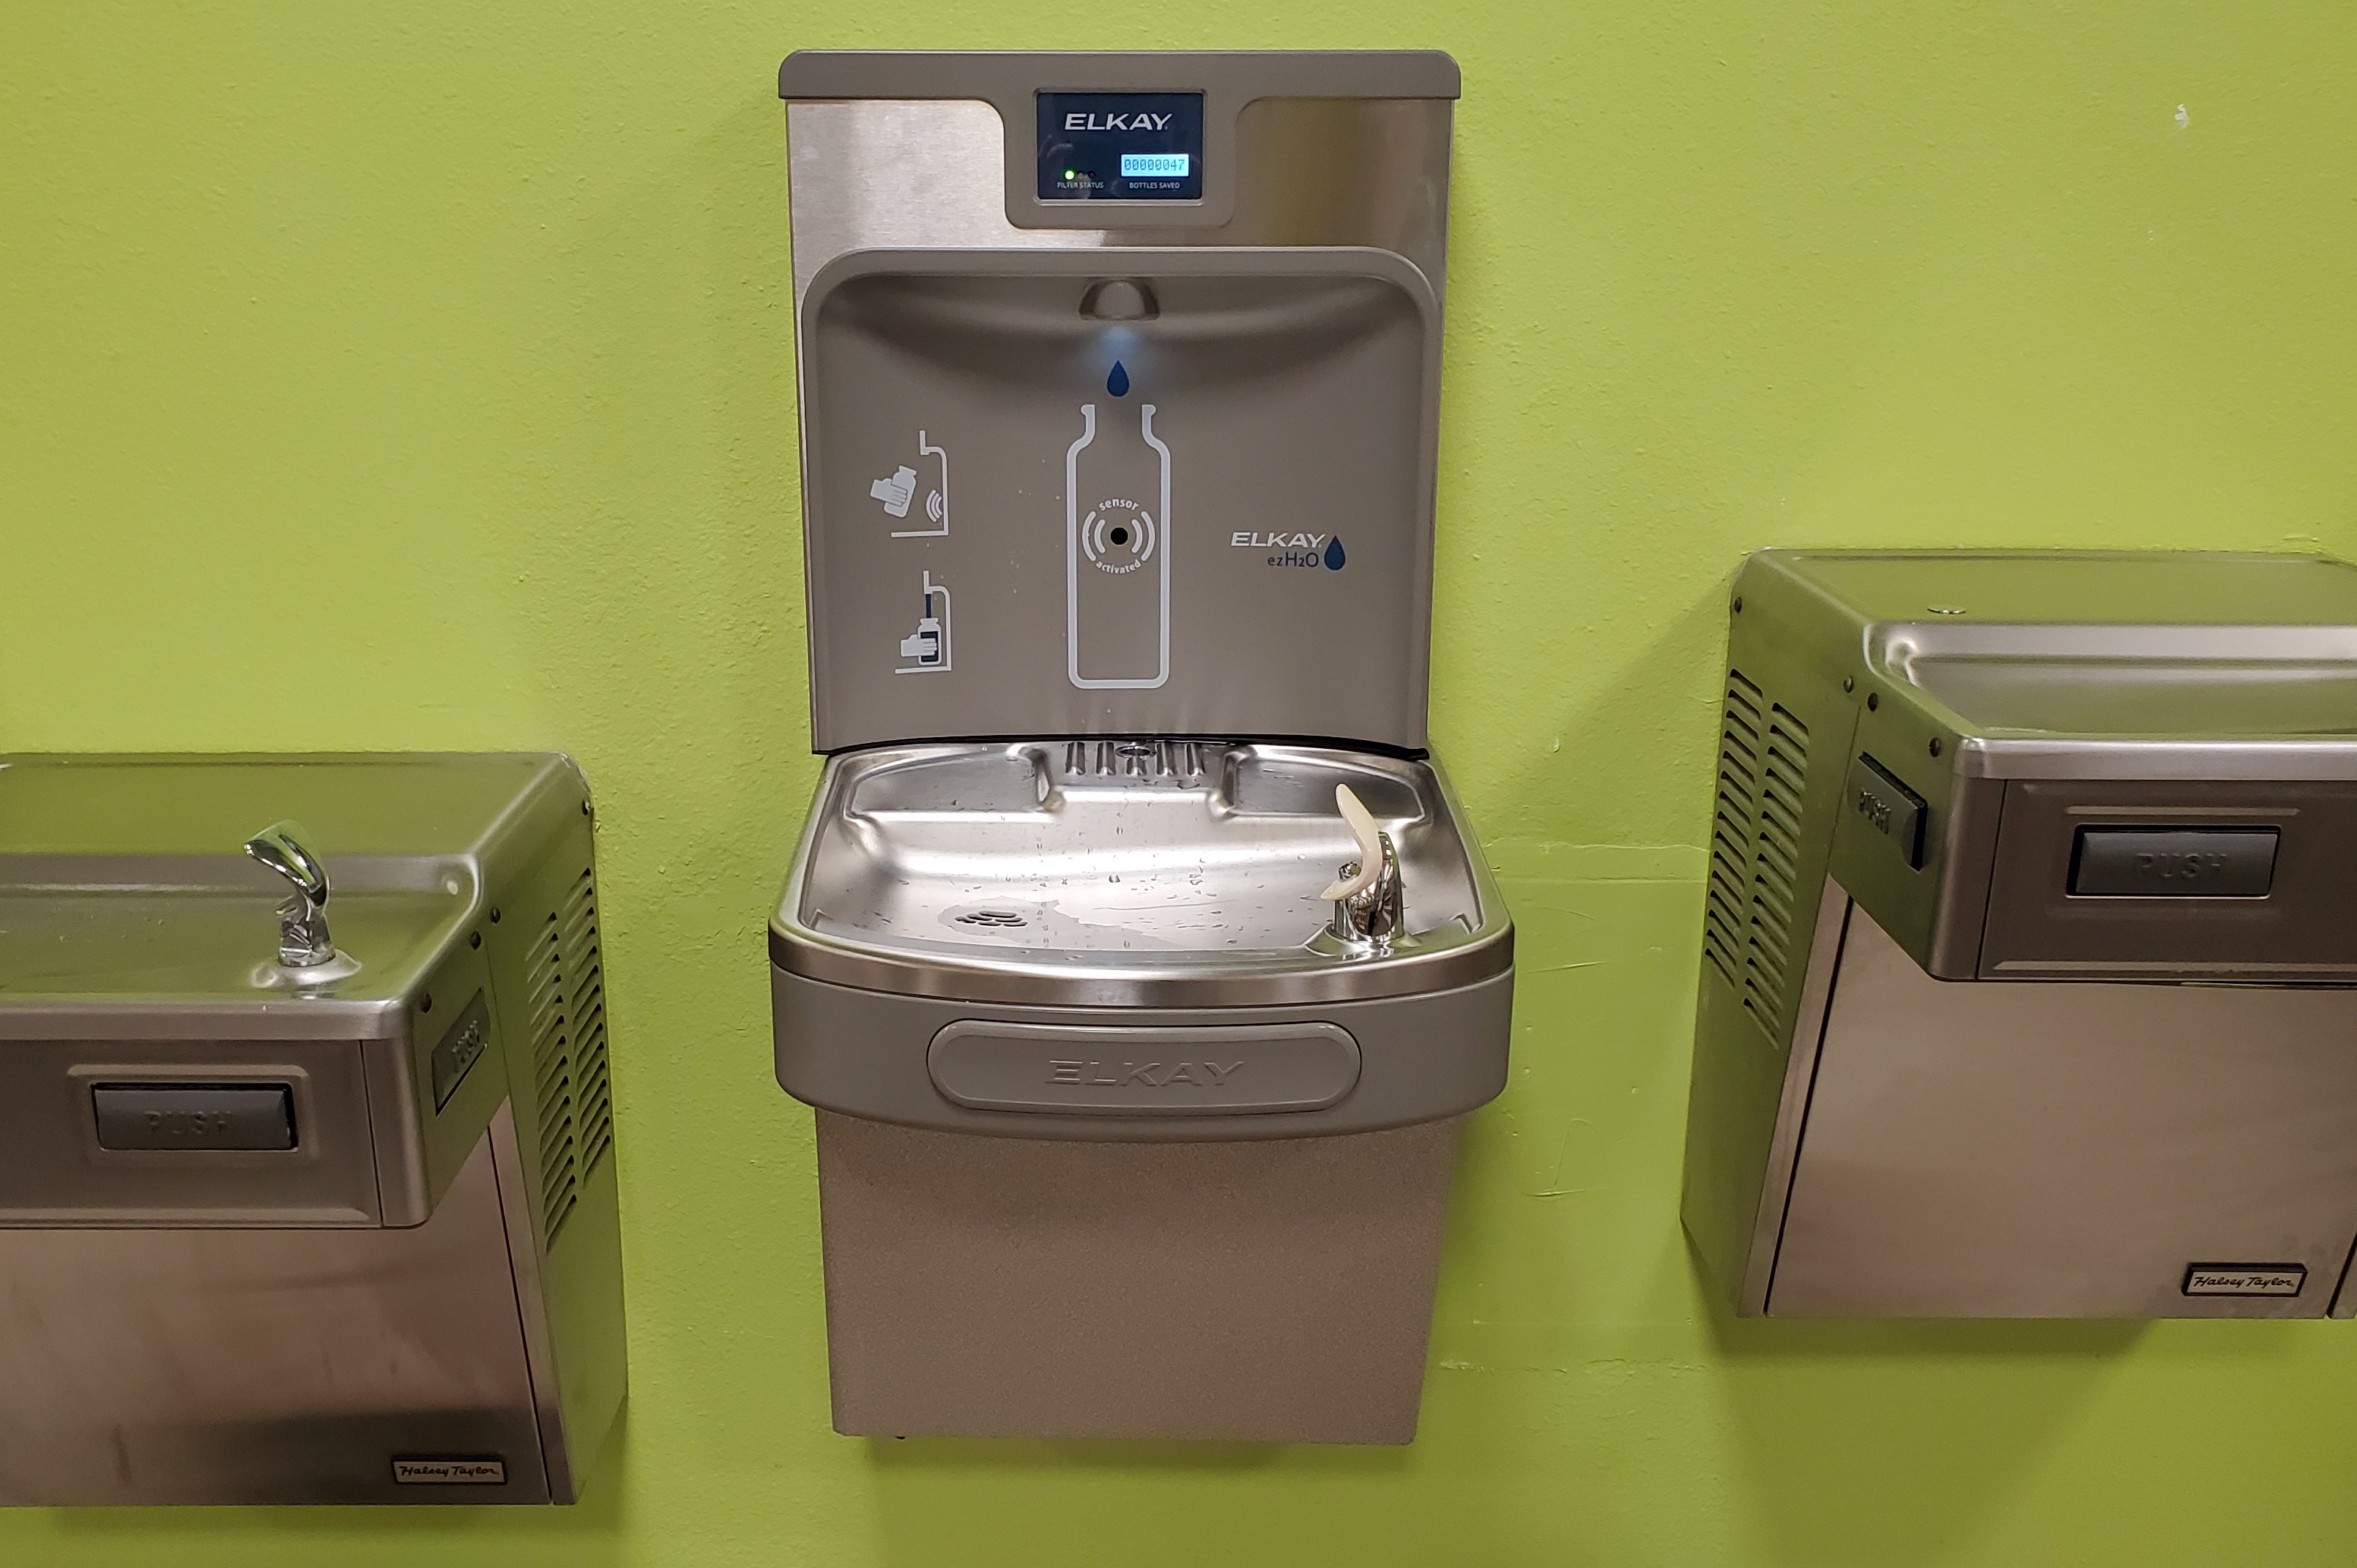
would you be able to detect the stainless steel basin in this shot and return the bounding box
[770,742,1512,1008]
[765,736,1516,1443]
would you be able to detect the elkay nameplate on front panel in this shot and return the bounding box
[798,253,1440,751]
[928,1020,1363,1115]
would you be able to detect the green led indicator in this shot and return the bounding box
[1065,168,1076,179]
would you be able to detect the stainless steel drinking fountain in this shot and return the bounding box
[0,754,626,1503]
[1683,550,2357,1318]
[769,51,1513,1442]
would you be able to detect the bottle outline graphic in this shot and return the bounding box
[1064,401,1171,690]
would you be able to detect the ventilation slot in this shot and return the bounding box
[1705,669,1811,1041]
[1703,672,1763,990]
[525,867,611,1244]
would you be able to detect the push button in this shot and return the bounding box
[92,1084,296,1151]
[1846,754,1927,868]
[2070,827,2279,898]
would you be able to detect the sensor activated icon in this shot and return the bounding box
[870,430,950,537]
[1080,499,1156,575]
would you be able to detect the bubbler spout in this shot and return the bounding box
[1322,784,1403,949]
[244,820,338,970]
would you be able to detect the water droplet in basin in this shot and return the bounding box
[1107,361,1131,397]
[1324,536,1347,570]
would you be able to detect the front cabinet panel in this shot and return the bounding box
[1771,901,2357,1318]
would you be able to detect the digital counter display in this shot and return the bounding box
[1120,152,1191,179]
[1038,92,1204,201]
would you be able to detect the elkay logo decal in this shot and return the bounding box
[1231,531,1347,570]
[1064,111,1174,132]
[1049,1059,1243,1089]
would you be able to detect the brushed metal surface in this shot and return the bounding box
[1677,566,1866,1310]
[0,754,628,1504]
[927,1019,1360,1115]
[772,742,1511,1007]
[775,964,1509,1141]
[1792,549,2357,628]
[1889,626,2357,738]
[0,1041,379,1225]
[491,1095,628,1505]
[1770,898,2357,1318]
[795,249,1440,753]
[1976,779,2357,980]
[1956,738,2357,782]
[1735,886,1853,1315]
[779,49,1462,102]
[0,754,596,1226]
[1885,620,2357,783]
[772,56,1496,1449]
[1687,552,2357,1319]
[1733,550,2357,975]
[781,67,1454,744]
[786,95,1452,307]
[0,876,463,1007]
[474,803,630,1504]
[813,1108,1457,1441]
[0,1127,548,1504]
[788,100,1101,305]
[1680,777,1859,1316]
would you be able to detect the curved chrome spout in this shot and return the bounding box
[245,820,337,968]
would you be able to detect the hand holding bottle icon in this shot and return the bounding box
[868,433,950,536]
[870,466,919,519]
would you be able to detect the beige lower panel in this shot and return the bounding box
[815,1110,1461,1444]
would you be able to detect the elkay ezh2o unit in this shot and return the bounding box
[767,50,1513,1443]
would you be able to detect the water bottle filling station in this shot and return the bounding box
[769,50,1512,1443]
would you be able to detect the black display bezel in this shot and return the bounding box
[1036,92,1206,201]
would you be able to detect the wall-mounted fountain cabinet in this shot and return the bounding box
[768,51,1513,1443]
[0,753,625,1503]
[1684,550,2357,1321]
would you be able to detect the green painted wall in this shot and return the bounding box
[3,2,2354,1561]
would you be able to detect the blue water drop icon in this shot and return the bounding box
[1324,536,1347,570]
[1107,361,1131,397]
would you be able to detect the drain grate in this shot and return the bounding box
[953,908,1028,929]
